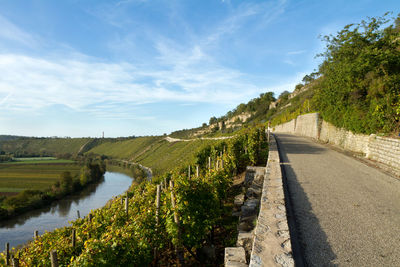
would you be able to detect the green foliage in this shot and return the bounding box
[315,13,400,134]
[7,126,269,266]
[60,171,73,193]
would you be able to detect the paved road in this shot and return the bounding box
[275,133,400,267]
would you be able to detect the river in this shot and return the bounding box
[0,171,133,248]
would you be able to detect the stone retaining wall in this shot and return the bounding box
[368,135,400,175]
[273,113,400,177]
[319,120,369,154]
[274,120,296,133]
[294,113,319,139]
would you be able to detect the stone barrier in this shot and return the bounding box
[273,113,400,177]
[225,135,294,267]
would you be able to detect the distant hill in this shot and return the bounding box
[0,137,97,157]
[0,135,24,142]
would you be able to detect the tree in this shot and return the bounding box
[209,116,217,125]
[60,171,73,193]
[294,83,304,91]
[278,91,290,101]
[315,13,400,134]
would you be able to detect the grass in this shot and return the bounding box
[88,136,163,159]
[0,163,81,192]
[13,157,57,161]
[88,136,223,175]
[134,139,223,175]
[7,159,75,164]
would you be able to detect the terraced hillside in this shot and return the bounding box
[87,136,223,175]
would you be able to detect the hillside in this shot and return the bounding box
[0,135,23,142]
[198,14,400,137]
[269,14,400,136]
[0,137,95,157]
[87,136,224,175]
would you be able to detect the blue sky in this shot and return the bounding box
[0,0,398,137]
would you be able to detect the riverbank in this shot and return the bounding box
[0,171,133,248]
[0,161,105,221]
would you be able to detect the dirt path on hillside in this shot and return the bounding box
[165,136,234,142]
[275,133,400,266]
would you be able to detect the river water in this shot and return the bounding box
[0,171,133,248]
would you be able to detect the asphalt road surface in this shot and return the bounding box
[275,133,400,267]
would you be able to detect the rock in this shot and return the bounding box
[275,213,285,219]
[282,239,292,251]
[234,194,245,206]
[237,231,254,258]
[246,186,262,198]
[239,221,255,232]
[244,171,255,185]
[241,205,258,217]
[277,204,286,211]
[225,247,247,265]
[249,254,262,267]
[277,221,289,230]
[275,253,294,267]
[244,199,260,208]
[278,230,290,239]
[226,262,248,267]
[232,211,241,217]
[237,232,253,246]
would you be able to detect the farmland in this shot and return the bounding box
[0,160,80,194]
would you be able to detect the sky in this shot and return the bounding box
[0,0,398,137]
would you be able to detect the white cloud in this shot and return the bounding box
[0,52,261,118]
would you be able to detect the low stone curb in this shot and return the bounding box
[249,134,294,267]
[225,135,294,267]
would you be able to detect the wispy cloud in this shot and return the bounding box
[0,52,260,119]
[287,50,306,55]
[0,0,292,128]
[283,59,295,66]
[0,15,38,47]
[0,91,12,106]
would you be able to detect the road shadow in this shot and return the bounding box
[274,134,325,155]
[275,134,338,267]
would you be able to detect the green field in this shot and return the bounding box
[0,162,81,192]
[9,157,75,164]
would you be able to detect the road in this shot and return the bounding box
[164,136,233,142]
[275,133,400,267]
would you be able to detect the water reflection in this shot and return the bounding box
[0,172,132,248]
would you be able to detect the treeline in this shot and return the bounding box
[209,92,276,126]
[5,126,268,266]
[0,153,13,163]
[314,13,400,134]
[0,158,105,221]
[106,159,149,183]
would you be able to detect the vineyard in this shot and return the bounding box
[1,126,268,266]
